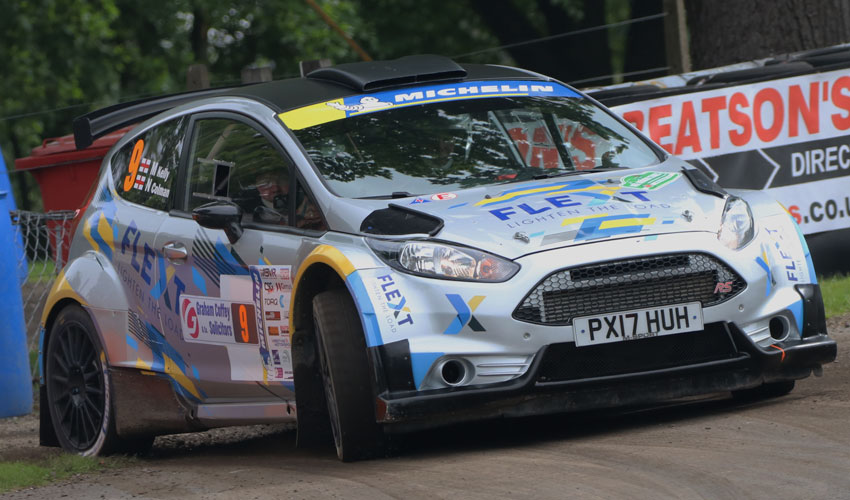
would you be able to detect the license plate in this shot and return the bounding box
[573,302,703,347]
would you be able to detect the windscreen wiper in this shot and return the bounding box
[532,166,627,180]
[357,191,419,200]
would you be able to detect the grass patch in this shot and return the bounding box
[820,273,850,318]
[24,259,58,284]
[0,453,132,493]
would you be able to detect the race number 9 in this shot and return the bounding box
[238,304,249,343]
[123,139,145,192]
[231,303,257,344]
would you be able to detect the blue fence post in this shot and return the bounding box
[0,189,32,417]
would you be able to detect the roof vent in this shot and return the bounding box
[306,55,467,92]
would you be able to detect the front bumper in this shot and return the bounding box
[377,322,836,432]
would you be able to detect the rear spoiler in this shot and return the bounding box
[72,87,235,150]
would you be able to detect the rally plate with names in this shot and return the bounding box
[573,302,703,347]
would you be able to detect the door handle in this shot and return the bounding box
[162,241,188,263]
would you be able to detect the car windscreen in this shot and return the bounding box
[291,95,661,199]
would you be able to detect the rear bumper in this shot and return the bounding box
[377,324,836,432]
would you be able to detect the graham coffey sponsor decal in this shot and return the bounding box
[611,68,850,234]
[180,296,258,345]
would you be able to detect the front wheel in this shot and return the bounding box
[313,289,386,461]
[44,305,152,455]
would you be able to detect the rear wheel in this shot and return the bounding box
[313,289,386,461]
[45,305,152,456]
[733,380,796,401]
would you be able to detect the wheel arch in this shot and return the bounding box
[40,252,130,369]
[38,253,128,449]
[289,245,367,447]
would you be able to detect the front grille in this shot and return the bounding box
[536,323,738,383]
[513,253,746,325]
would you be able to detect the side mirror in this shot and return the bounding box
[192,201,244,244]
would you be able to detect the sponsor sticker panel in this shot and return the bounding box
[180,295,257,345]
[250,265,294,382]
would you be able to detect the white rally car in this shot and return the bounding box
[39,55,836,461]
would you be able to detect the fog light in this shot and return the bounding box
[768,316,789,341]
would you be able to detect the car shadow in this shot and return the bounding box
[142,391,795,463]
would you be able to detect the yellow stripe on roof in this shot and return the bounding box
[279,100,347,130]
[280,93,531,131]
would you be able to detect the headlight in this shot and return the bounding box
[366,239,519,282]
[718,196,754,250]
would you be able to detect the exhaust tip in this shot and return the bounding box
[440,359,467,386]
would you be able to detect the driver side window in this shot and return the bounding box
[188,119,292,226]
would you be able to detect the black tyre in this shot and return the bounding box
[313,289,386,461]
[732,380,796,401]
[45,305,152,456]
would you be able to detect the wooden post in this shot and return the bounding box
[663,0,691,74]
[299,59,333,77]
[241,66,274,84]
[187,64,210,90]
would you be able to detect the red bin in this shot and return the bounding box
[14,127,132,263]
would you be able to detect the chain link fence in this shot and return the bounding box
[10,210,76,354]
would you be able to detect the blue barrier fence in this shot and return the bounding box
[0,190,32,417]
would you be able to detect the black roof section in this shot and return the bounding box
[72,56,545,150]
[306,54,467,91]
[226,60,544,110]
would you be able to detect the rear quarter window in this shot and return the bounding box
[111,117,188,210]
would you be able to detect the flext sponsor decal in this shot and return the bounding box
[444,294,486,334]
[365,272,414,339]
[278,80,581,130]
[476,179,667,230]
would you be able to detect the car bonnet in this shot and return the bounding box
[365,163,727,260]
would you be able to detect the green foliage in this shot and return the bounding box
[0,453,131,493]
[820,274,850,319]
[353,0,503,64]
[0,0,636,209]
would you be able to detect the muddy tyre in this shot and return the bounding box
[45,305,152,456]
[313,289,386,461]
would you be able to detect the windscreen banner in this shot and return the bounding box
[609,68,850,235]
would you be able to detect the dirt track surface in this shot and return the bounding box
[3,315,849,500]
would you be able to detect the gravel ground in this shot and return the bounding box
[1,313,848,499]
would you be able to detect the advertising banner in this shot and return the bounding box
[609,68,850,234]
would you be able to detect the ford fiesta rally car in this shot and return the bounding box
[38,55,836,461]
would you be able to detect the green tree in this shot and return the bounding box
[0,0,122,210]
